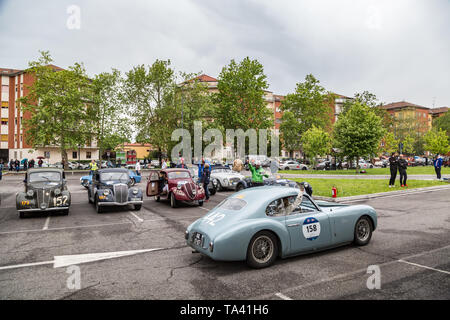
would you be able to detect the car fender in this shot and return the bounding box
[212,218,290,261]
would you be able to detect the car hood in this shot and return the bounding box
[211,172,244,179]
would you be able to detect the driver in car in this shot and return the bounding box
[158,172,168,194]
[283,183,305,215]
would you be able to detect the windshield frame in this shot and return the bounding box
[28,171,61,184]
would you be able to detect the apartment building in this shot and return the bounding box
[0,66,99,164]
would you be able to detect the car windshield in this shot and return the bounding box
[100,172,129,183]
[29,171,61,183]
[217,198,247,211]
[168,171,191,179]
[213,168,231,173]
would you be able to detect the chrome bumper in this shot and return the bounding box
[98,200,143,206]
[18,206,69,213]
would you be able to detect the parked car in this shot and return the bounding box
[186,186,377,268]
[358,160,374,169]
[146,168,206,208]
[87,168,143,213]
[315,160,330,170]
[16,168,71,218]
[67,161,80,170]
[244,155,270,169]
[210,166,245,191]
[80,169,141,188]
[151,160,160,167]
[280,160,308,171]
[236,172,303,192]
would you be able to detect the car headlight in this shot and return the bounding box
[26,190,34,197]
[54,188,61,196]
[177,184,182,190]
[132,189,138,195]
[209,242,214,252]
[185,230,189,240]
[103,189,110,196]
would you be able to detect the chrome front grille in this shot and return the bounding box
[183,182,196,200]
[36,188,51,209]
[114,184,128,203]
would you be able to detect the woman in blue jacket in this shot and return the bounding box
[433,154,443,180]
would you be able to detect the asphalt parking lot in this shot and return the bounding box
[0,174,449,300]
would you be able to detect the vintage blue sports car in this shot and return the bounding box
[186,186,377,268]
[81,169,141,188]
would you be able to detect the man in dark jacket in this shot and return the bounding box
[201,163,211,201]
[388,152,398,187]
[398,154,408,187]
[433,154,443,180]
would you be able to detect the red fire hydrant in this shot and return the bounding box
[332,186,337,198]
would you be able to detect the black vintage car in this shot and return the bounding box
[87,168,143,213]
[16,168,71,218]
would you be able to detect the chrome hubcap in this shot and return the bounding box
[252,236,273,263]
[357,219,370,241]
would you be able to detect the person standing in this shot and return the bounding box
[89,159,98,175]
[201,163,211,202]
[0,161,3,180]
[38,158,43,167]
[388,152,398,187]
[161,158,167,169]
[398,154,408,187]
[135,160,141,176]
[9,159,14,171]
[176,158,187,169]
[15,159,20,172]
[248,160,268,187]
[433,154,443,181]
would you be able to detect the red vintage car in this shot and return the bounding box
[146,168,205,208]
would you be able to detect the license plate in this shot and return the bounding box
[131,197,141,201]
[192,232,203,247]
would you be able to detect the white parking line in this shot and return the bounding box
[275,292,293,300]
[128,211,144,223]
[198,206,210,211]
[42,216,50,230]
[398,259,450,275]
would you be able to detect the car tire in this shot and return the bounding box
[246,231,278,269]
[130,178,135,186]
[88,190,93,203]
[134,204,142,211]
[95,197,103,214]
[354,216,373,246]
[170,192,178,208]
[155,195,160,202]
[236,183,245,192]
[19,211,25,219]
[302,166,307,170]
[62,209,69,216]
[216,181,223,192]
[198,200,204,207]
[284,167,289,171]
[209,187,216,196]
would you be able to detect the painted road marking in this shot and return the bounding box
[251,244,450,300]
[42,216,50,230]
[128,211,144,223]
[0,248,164,271]
[275,292,293,300]
[398,259,450,275]
[198,206,210,211]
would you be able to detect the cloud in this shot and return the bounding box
[0,0,449,107]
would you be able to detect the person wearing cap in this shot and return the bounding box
[388,152,398,187]
[248,159,268,187]
[398,154,408,187]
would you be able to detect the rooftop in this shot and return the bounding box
[380,101,429,110]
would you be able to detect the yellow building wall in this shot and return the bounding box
[122,146,151,159]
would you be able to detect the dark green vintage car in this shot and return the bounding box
[16,168,71,218]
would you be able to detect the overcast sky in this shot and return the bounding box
[1,0,449,108]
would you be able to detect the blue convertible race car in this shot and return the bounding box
[81,169,141,188]
[186,186,377,268]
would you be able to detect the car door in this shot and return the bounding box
[146,170,160,196]
[285,196,332,255]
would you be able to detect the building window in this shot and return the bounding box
[72,151,77,159]
[1,85,8,93]
[86,151,92,159]
[1,101,8,108]
[0,134,7,141]
[1,118,7,125]
[44,151,50,159]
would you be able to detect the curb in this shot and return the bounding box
[313,184,450,203]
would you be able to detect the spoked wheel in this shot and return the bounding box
[246,231,278,268]
[354,216,373,246]
[130,178,136,186]
[236,183,245,192]
[19,212,25,219]
[170,192,178,208]
[155,195,160,202]
[216,181,223,192]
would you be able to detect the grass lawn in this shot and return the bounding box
[281,166,450,175]
[292,178,447,198]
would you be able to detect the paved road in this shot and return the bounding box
[0,176,449,300]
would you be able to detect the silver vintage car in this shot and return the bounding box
[16,168,71,218]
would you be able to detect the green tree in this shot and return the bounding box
[213,57,273,155]
[333,101,386,173]
[381,131,398,154]
[424,128,450,155]
[20,51,95,169]
[91,69,131,159]
[301,125,331,168]
[123,60,177,161]
[432,111,450,143]
[280,74,333,157]
[401,134,415,155]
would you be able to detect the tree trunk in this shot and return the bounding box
[61,148,68,170]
